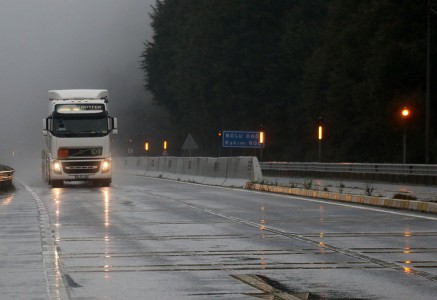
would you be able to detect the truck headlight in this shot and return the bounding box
[101,160,110,173]
[52,160,62,174]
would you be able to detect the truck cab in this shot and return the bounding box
[42,89,117,187]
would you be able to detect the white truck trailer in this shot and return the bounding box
[42,89,118,187]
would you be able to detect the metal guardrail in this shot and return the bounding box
[260,162,437,176]
[0,165,14,187]
[259,162,437,184]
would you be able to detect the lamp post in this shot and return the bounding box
[401,108,410,164]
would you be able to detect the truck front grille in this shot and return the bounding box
[60,147,103,157]
[62,161,101,174]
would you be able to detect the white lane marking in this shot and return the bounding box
[17,179,70,300]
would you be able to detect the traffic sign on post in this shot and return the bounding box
[222,130,265,148]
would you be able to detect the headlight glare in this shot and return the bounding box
[102,160,110,173]
[52,161,62,174]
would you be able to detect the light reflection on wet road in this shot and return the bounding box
[29,173,437,299]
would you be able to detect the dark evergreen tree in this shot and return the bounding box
[142,0,437,162]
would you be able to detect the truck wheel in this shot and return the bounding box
[51,180,64,188]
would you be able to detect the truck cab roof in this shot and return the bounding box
[49,89,109,101]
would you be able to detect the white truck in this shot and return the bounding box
[42,89,118,187]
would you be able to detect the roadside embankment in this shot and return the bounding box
[245,182,437,214]
[261,176,437,202]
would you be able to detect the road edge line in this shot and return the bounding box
[17,179,70,300]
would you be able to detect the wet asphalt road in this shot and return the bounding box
[3,172,437,299]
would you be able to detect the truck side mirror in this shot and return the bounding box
[43,118,48,136]
[111,117,118,135]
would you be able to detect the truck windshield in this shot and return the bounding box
[52,116,108,137]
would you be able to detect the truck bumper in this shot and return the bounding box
[50,158,112,181]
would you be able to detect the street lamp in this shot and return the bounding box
[401,107,410,164]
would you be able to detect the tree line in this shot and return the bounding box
[142,0,437,163]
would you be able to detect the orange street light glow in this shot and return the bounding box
[259,131,265,144]
[402,108,410,117]
[318,126,323,140]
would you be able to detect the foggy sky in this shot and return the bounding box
[0,0,163,173]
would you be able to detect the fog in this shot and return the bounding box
[0,0,168,179]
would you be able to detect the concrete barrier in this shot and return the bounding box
[180,157,203,183]
[123,157,139,173]
[158,156,166,177]
[180,157,194,182]
[146,157,159,177]
[162,157,183,180]
[137,156,149,175]
[116,156,263,188]
[224,156,263,187]
[202,157,228,186]
[173,157,185,181]
[193,157,208,184]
